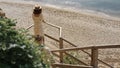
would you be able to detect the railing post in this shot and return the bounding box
[59,37,63,63]
[91,47,98,68]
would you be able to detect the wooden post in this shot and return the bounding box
[91,47,98,68]
[59,37,63,63]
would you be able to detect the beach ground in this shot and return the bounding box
[0,1,120,67]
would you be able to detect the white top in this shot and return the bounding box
[32,14,44,36]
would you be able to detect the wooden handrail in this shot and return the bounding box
[93,45,120,49]
[52,51,89,66]
[43,21,62,37]
[61,38,114,68]
[26,24,34,30]
[26,21,116,68]
[62,38,77,47]
[98,59,113,68]
[26,21,62,37]
[44,34,59,42]
[52,48,88,65]
[51,46,92,52]
[43,21,61,30]
[51,44,119,68]
[49,37,115,68]
[51,45,120,52]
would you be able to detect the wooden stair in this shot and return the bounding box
[26,22,119,68]
[52,63,93,68]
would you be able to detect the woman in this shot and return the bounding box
[32,4,44,44]
[32,4,61,44]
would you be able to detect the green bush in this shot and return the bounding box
[0,17,50,68]
[63,52,79,64]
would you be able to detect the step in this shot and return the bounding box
[52,63,93,68]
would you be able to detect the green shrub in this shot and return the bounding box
[0,17,50,68]
[63,52,79,64]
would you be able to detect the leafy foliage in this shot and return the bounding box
[0,17,50,68]
[63,52,80,64]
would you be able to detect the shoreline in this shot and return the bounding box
[1,1,120,21]
[43,3,120,20]
[43,4,120,21]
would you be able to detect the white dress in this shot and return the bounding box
[32,14,44,37]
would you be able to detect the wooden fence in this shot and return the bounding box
[26,22,120,68]
[45,33,120,68]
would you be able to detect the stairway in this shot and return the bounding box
[52,63,93,68]
[26,22,117,68]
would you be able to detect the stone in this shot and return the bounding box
[0,8,5,17]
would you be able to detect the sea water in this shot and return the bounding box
[1,0,120,17]
[23,0,120,17]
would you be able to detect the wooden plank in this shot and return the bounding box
[91,48,98,68]
[62,38,77,47]
[52,63,93,68]
[44,21,61,29]
[65,52,88,66]
[43,21,62,37]
[26,24,34,30]
[44,34,59,42]
[98,59,113,68]
[51,47,92,52]
[62,38,120,49]
[61,38,116,68]
[51,45,120,52]
[95,45,120,49]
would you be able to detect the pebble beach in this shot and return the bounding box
[0,1,120,67]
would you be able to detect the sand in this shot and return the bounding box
[1,1,120,46]
[0,1,120,67]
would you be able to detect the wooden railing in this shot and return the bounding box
[26,21,62,37]
[43,21,62,37]
[26,22,119,68]
[51,42,120,68]
[44,33,119,68]
[61,38,114,68]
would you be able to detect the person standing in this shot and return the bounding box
[32,4,44,44]
[32,4,61,45]
[32,5,55,67]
